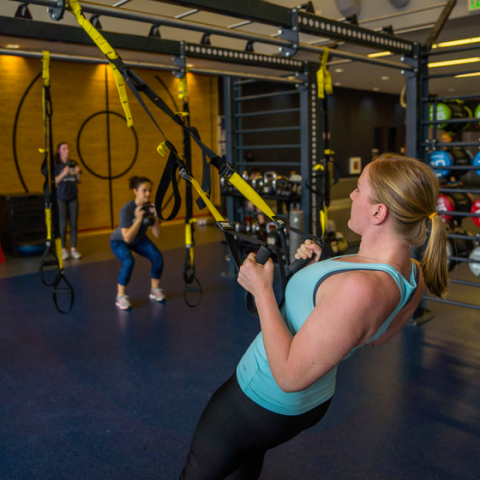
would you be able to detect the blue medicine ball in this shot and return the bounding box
[473,151,480,177]
[429,150,453,178]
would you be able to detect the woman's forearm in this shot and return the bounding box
[55,170,67,185]
[122,219,142,243]
[150,218,161,238]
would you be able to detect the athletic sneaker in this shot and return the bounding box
[149,287,166,302]
[62,250,70,260]
[70,249,82,259]
[115,294,131,310]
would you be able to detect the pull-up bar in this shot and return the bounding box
[0,48,304,84]
[5,0,414,71]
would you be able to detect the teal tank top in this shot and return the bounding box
[236,256,418,416]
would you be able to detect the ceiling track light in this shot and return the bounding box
[428,57,480,68]
[433,37,480,49]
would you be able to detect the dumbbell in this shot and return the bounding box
[250,175,264,192]
[429,148,472,179]
[437,192,474,224]
[273,176,294,197]
[261,171,277,195]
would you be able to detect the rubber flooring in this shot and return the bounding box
[1,241,479,479]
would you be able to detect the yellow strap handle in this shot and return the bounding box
[41,51,50,130]
[157,142,170,156]
[55,237,64,270]
[185,218,197,246]
[317,48,333,99]
[40,51,53,195]
[185,220,196,264]
[320,209,328,236]
[68,0,133,127]
[41,50,50,87]
[45,207,52,241]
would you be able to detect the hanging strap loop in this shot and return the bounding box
[38,50,74,314]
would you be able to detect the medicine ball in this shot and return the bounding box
[429,149,472,179]
[471,198,480,228]
[468,246,480,278]
[429,101,472,133]
[449,147,473,176]
[437,192,473,225]
[429,151,453,179]
[473,151,480,178]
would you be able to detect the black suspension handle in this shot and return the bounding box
[289,253,317,274]
[288,238,323,273]
[39,243,60,287]
[245,246,272,315]
[255,245,271,265]
[52,273,75,314]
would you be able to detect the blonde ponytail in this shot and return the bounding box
[421,213,449,299]
[369,154,449,299]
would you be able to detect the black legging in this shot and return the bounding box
[180,374,332,480]
[57,198,78,249]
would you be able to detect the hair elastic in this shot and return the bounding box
[428,212,438,220]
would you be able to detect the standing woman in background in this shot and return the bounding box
[54,142,82,260]
[110,176,165,310]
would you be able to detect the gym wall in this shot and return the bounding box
[0,55,218,232]
[327,88,406,172]
[220,79,405,176]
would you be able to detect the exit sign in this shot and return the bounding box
[469,0,480,11]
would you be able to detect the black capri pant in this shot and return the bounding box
[180,373,332,480]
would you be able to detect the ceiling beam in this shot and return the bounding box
[154,0,416,55]
[0,16,305,72]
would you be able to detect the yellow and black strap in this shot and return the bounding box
[65,1,322,310]
[67,1,299,246]
[38,50,75,314]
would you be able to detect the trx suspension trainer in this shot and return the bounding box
[56,0,322,312]
[38,50,75,314]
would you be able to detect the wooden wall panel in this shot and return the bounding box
[0,56,218,232]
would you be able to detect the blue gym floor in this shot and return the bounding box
[1,230,479,480]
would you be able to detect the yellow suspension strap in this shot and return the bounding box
[316,47,333,236]
[67,0,132,127]
[66,1,280,227]
[66,1,301,252]
[158,143,292,315]
[313,163,328,237]
[317,48,333,100]
[38,51,74,314]
[66,0,320,273]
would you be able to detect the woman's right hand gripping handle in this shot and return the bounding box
[289,239,322,274]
